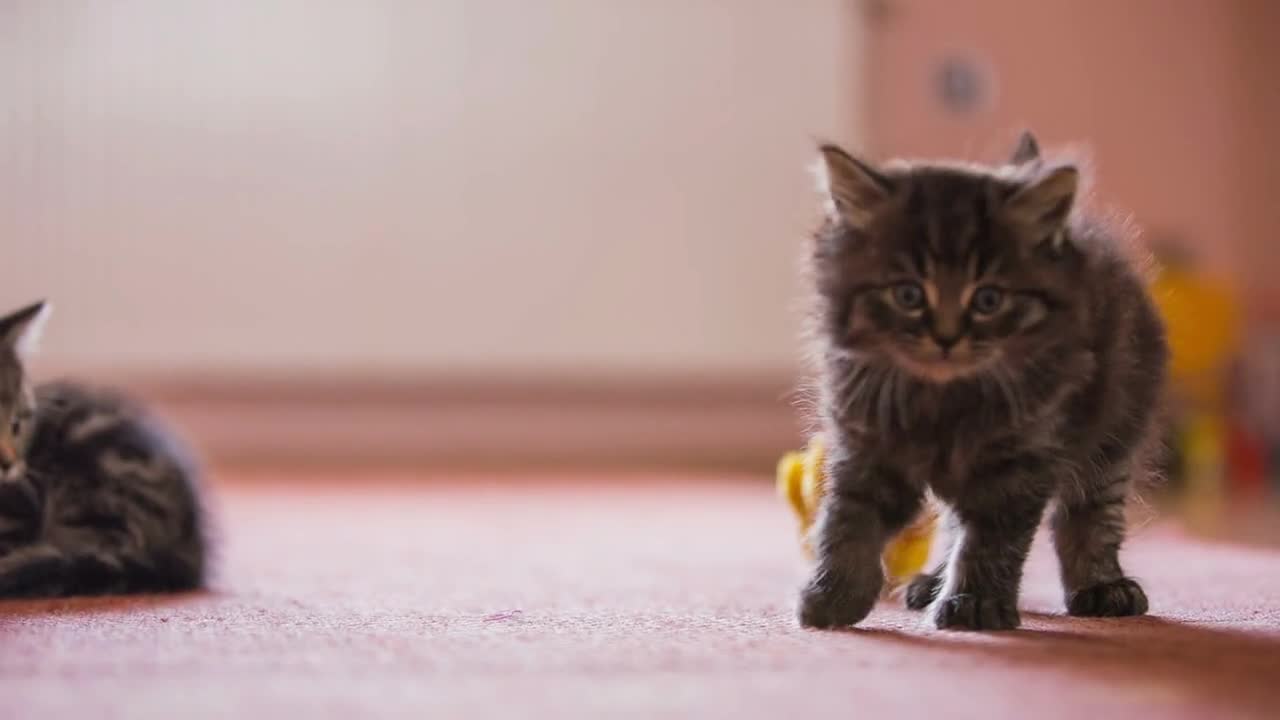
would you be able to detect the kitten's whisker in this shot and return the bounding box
[836,361,874,425]
[999,362,1028,426]
[876,366,896,431]
[893,367,912,430]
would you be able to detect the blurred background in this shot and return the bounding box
[1,1,1277,520]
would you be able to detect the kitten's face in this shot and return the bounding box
[0,301,48,480]
[814,138,1084,384]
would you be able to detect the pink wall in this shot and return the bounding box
[1234,0,1280,315]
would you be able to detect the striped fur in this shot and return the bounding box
[0,303,206,598]
[797,135,1167,631]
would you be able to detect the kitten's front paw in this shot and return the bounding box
[1066,577,1148,617]
[797,569,883,630]
[904,572,940,611]
[931,592,1020,631]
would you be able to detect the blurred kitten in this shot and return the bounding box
[0,301,207,597]
[797,133,1167,631]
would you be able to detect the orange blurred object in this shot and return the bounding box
[1151,263,1240,414]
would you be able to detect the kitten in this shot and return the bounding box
[797,133,1168,631]
[0,301,207,597]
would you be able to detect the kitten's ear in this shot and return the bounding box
[0,301,51,357]
[1008,130,1041,165]
[1005,165,1078,244]
[815,144,894,227]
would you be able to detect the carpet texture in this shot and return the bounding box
[2,475,1278,719]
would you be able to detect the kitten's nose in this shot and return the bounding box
[0,440,16,470]
[932,334,960,353]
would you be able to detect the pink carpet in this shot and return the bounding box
[2,475,1278,719]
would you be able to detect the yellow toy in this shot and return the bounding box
[777,435,938,594]
[1148,242,1239,521]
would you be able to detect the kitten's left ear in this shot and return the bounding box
[1008,130,1041,165]
[1005,165,1078,246]
[0,301,51,356]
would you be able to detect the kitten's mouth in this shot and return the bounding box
[0,461,25,482]
[892,346,989,383]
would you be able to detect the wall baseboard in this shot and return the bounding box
[108,372,808,472]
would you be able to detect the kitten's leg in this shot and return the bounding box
[798,450,922,629]
[0,543,69,597]
[930,460,1054,631]
[905,568,942,610]
[1051,473,1147,617]
[0,476,42,549]
[905,509,957,611]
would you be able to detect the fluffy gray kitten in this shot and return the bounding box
[0,301,206,597]
[797,133,1168,631]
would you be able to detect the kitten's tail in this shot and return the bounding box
[0,543,203,598]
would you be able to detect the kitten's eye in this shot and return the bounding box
[891,283,926,311]
[971,286,1005,315]
[9,419,19,436]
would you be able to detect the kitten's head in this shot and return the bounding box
[0,301,49,479]
[811,133,1088,383]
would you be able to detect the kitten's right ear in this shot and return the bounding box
[815,144,894,227]
[0,301,51,356]
[1008,130,1041,165]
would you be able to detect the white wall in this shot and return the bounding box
[0,1,862,378]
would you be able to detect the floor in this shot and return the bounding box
[2,474,1278,719]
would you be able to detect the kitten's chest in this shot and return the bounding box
[895,432,977,499]
[891,411,1060,502]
